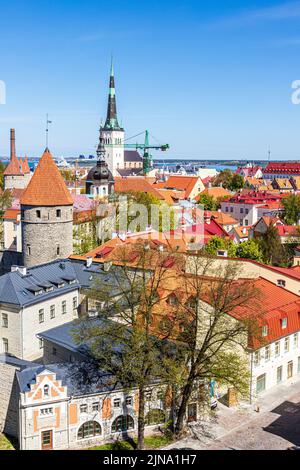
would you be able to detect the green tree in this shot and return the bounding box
[204,236,237,257]
[0,162,6,190]
[258,224,287,266]
[212,170,244,191]
[235,239,263,262]
[197,193,218,211]
[281,194,300,225]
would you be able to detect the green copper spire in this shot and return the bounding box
[103,59,123,131]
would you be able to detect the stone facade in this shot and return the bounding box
[0,361,21,436]
[4,173,31,191]
[21,205,73,267]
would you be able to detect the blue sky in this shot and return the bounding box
[1,0,300,160]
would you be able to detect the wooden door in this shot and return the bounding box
[41,430,53,450]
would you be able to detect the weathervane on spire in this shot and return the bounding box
[45,114,52,148]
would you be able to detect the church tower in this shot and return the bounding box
[20,148,73,267]
[100,61,125,176]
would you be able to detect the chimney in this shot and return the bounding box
[10,128,16,160]
[86,256,93,268]
[11,265,27,276]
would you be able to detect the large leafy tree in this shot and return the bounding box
[258,224,288,266]
[197,193,219,211]
[205,236,237,257]
[281,194,300,225]
[235,239,263,262]
[213,170,244,191]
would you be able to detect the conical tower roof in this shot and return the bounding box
[20,148,73,206]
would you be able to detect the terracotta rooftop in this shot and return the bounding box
[20,148,73,207]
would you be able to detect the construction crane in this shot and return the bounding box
[124,130,169,175]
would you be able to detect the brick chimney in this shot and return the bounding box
[10,128,16,160]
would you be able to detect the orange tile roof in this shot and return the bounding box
[201,187,232,198]
[3,209,20,221]
[20,148,73,206]
[208,211,238,226]
[154,176,202,198]
[114,177,165,200]
[4,155,24,176]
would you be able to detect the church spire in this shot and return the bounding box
[103,59,123,130]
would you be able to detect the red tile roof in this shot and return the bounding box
[114,177,165,200]
[20,148,73,206]
[263,162,300,175]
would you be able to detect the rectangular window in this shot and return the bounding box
[225,207,229,212]
[294,333,298,349]
[80,404,88,413]
[27,245,31,255]
[52,347,57,356]
[245,219,249,226]
[73,297,77,309]
[39,309,44,323]
[62,300,67,314]
[287,361,293,379]
[39,338,43,349]
[254,351,260,366]
[284,337,290,353]
[277,280,286,287]
[275,341,280,357]
[265,345,271,361]
[36,210,41,218]
[56,209,61,218]
[2,313,8,328]
[125,397,133,406]
[187,403,197,422]
[262,325,268,337]
[50,305,55,319]
[245,209,249,214]
[40,407,53,416]
[230,207,233,213]
[240,208,244,214]
[2,338,8,353]
[281,318,287,329]
[92,402,100,412]
[277,366,282,384]
[113,398,121,408]
[256,374,266,394]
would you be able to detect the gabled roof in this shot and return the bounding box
[157,175,202,199]
[20,148,73,206]
[114,177,165,200]
[4,155,24,176]
[124,150,143,162]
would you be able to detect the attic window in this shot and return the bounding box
[281,318,288,329]
[277,280,286,287]
[167,293,178,306]
[43,385,50,397]
[262,325,268,337]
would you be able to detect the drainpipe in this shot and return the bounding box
[249,351,254,405]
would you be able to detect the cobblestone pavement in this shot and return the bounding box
[164,377,300,450]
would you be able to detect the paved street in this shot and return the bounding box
[164,377,300,450]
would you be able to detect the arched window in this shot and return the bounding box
[77,421,101,440]
[111,415,134,433]
[43,385,49,397]
[145,409,165,426]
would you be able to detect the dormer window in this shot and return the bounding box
[43,385,49,397]
[262,325,268,337]
[277,280,286,287]
[58,283,65,289]
[281,318,287,329]
[167,293,178,306]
